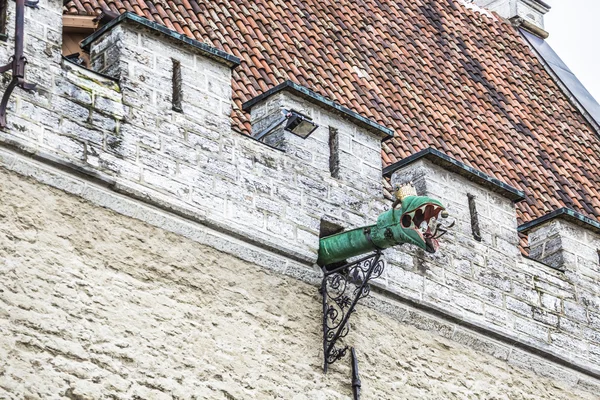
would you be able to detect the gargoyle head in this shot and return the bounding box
[397,195,448,253]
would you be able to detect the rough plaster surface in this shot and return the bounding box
[0,168,597,399]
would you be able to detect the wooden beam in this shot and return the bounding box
[62,15,98,32]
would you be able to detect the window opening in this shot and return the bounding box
[62,16,98,67]
[320,219,344,238]
[467,193,482,242]
[329,127,340,178]
[172,59,183,112]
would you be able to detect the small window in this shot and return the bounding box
[319,219,345,271]
[319,218,344,238]
[467,193,482,242]
[172,59,183,112]
[328,127,339,178]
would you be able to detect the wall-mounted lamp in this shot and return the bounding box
[284,111,318,138]
[254,109,318,141]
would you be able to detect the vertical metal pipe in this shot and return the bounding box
[14,0,24,70]
[0,0,34,127]
[320,282,329,374]
[351,348,361,400]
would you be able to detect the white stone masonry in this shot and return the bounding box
[0,0,598,389]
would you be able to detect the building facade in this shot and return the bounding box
[1,0,600,398]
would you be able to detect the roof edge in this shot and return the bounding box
[80,12,240,68]
[241,81,394,139]
[518,207,600,235]
[383,147,526,202]
[520,29,600,132]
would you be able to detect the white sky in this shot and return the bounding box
[545,0,600,103]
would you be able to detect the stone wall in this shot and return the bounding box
[1,166,599,399]
[2,11,389,265]
[0,0,599,392]
[389,159,600,375]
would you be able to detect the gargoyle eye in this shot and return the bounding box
[401,214,412,228]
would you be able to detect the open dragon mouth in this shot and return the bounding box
[400,203,447,253]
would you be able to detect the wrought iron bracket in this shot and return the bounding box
[320,250,384,372]
[0,0,37,128]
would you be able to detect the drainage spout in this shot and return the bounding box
[317,195,448,267]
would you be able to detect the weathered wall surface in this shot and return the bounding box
[2,14,388,265]
[0,0,599,391]
[3,8,598,374]
[1,166,598,399]
[387,159,600,374]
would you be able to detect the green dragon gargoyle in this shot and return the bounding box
[317,191,450,267]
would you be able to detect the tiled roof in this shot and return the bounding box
[64,0,600,226]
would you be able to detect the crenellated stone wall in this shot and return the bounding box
[388,158,600,375]
[3,13,393,265]
[0,0,599,395]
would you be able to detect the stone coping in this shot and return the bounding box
[241,80,395,139]
[80,12,241,68]
[518,207,600,235]
[383,147,526,202]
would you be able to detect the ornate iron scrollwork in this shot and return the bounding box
[320,250,384,372]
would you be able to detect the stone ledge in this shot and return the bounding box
[241,80,394,139]
[0,137,316,266]
[518,207,600,235]
[370,281,600,381]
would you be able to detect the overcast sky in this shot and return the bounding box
[545,0,600,103]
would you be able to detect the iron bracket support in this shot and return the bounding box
[320,250,384,373]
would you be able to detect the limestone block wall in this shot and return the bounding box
[246,91,384,197]
[1,9,390,265]
[2,165,600,399]
[388,158,600,375]
[527,219,600,362]
[528,218,600,274]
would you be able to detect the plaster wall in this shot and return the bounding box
[1,166,599,399]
